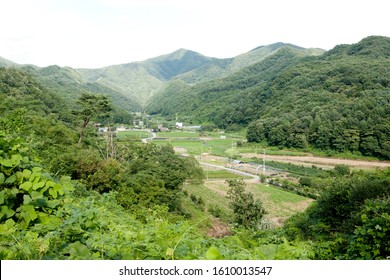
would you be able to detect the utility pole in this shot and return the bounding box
[263,149,266,175]
[230,140,234,169]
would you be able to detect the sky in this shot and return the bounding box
[1,0,389,68]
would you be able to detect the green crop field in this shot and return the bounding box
[117,130,151,140]
[157,131,199,138]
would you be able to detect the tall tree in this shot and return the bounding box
[74,93,112,144]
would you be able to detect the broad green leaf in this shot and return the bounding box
[46,199,60,208]
[5,218,15,228]
[0,172,5,183]
[0,159,12,167]
[0,219,16,234]
[54,183,65,195]
[32,181,45,190]
[20,204,38,222]
[37,212,49,224]
[23,194,32,204]
[5,174,16,184]
[68,242,93,260]
[39,184,50,195]
[20,181,32,191]
[29,172,42,183]
[37,213,61,229]
[205,246,224,260]
[0,205,15,219]
[0,159,17,167]
[45,181,55,188]
[49,188,57,198]
[21,169,32,180]
[34,197,48,207]
[0,190,4,204]
[30,191,43,200]
[32,167,43,173]
[0,155,21,167]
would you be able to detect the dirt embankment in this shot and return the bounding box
[241,153,390,170]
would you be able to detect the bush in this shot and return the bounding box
[346,197,390,259]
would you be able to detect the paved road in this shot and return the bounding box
[141,131,157,143]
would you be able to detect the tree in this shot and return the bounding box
[74,93,112,144]
[226,178,267,229]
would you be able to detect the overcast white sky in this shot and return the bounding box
[1,0,389,68]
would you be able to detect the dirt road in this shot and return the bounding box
[241,153,390,170]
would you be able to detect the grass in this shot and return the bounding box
[205,170,252,179]
[157,131,199,138]
[237,142,309,156]
[154,138,242,157]
[117,130,151,140]
[182,178,313,226]
[182,183,232,221]
[251,184,312,216]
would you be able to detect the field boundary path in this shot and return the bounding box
[241,153,390,169]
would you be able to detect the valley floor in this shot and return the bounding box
[241,153,390,170]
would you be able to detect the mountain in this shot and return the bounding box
[76,49,219,106]
[1,43,324,110]
[146,36,390,158]
[145,45,325,120]
[1,36,389,158]
[173,43,324,84]
[0,56,18,67]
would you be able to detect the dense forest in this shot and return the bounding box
[1,36,390,260]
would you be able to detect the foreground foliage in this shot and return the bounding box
[1,44,390,260]
[284,169,390,259]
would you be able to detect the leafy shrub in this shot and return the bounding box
[347,197,390,259]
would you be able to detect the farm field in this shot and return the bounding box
[183,179,313,228]
[157,129,390,229]
[116,130,151,140]
[241,153,390,170]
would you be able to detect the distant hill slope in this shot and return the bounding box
[146,36,390,158]
[173,43,324,84]
[76,49,219,106]
[2,43,322,110]
[145,45,323,120]
[0,56,18,67]
[1,36,389,157]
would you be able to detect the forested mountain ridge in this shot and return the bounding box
[1,36,389,159]
[0,43,322,110]
[145,46,315,120]
[146,36,390,159]
[0,56,18,68]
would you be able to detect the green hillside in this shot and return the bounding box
[174,43,324,84]
[77,49,219,106]
[0,43,321,112]
[1,36,390,261]
[145,46,320,123]
[0,56,18,68]
[146,36,390,159]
